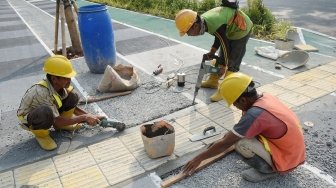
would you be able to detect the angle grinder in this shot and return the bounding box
[99,118,126,132]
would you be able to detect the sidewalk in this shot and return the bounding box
[1,0,336,187]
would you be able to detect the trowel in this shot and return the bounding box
[189,126,221,142]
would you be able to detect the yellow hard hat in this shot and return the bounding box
[43,55,76,78]
[219,72,252,106]
[175,9,197,36]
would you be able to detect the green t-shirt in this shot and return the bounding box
[201,7,253,40]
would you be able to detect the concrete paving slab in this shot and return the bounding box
[0,44,48,62]
[0,20,22,27]
[114,27,151,42]
[38,178,63,188]
[0,171,14,188]
[0,29,33,40]
[112,22,129,31]
[9,0,72,49]
[0,73,44,112]
[14,158,58,187]
[0,16,20,22]
[0,24,26,32]
[53,148,96,177]
[60,165,109,188]
[0,36,39,49]
[116,35,178,56]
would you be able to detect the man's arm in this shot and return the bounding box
[183,131,241,175]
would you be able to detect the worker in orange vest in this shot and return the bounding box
[183,72,306,182]
[175,1,252,102]
[17,55,105,151]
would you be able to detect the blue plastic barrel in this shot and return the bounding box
[78,4,116,73]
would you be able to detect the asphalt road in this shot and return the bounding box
[240,0,336,37]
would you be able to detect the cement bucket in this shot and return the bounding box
[140,120,175,159]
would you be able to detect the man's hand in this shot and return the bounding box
[203,52,216,61]
[83,114,105,126]
[182,156,203,176]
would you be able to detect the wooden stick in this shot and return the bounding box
[54,0,60,53]
[161,146,235,188]
[64,0,82,54]
[59,1,66,56]
[79,91,132,104]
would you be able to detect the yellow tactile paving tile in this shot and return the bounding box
[212,112,241,130]
[306,79,336,92]
[53,148,96,177]
[292,85,330,98]
[119,131,142,152]
[99,160,145,185]
[38,178,63,188]
[288,72,320,84]
[14,159,58,187]
[277,91,312,107]
[175,111,221,134]
[257,84,289,96]
[324,75,336,84]
[303,68,333,78]
[329,61,336,66]
[197,102,235,120]
[60,166,109,188]
[316,64,336,74]
[0,171,14,188]
[172,123,205,157]
[88,138,131,164]
[273,78,304,90]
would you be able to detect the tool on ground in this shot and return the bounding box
[189,126,222,142]
[79,91,132,104]
[177,72,186,87]
[192,55,222,105]
[99,118,126,132]
[161,145,235,188]
[166,73,176,88]
[153,64,163,75]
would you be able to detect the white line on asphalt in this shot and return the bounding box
[297,27,336,41]
[8,0,107,117]
[302,163,336,186]
[241,62,285,78]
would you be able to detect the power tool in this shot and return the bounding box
[192,55,223,105]
[99,118,126,132]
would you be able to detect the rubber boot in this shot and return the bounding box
[241,168,277,183]
[201,74,219,89]
[209,71,234,102]
[30,129,57,151]
[56,108,82,131]
[242,155,274,174]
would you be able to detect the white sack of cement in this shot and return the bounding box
[98,64,140,92]
[255,46,289,60]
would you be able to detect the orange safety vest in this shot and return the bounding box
[253,93,306,173]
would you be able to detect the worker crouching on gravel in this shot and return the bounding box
[183,73,306,182]
[175,1,252,102]
[17,55,105,151]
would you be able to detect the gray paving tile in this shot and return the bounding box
[0,10,14,14]
[0,24,27,32]
[0,36,39,49]
[114,27,150,42]
[112,22,129,30]
[0,20,24,27]
[0,16,20,22]
[0,29,32,40]
[0,43,47,62]
[116,35,178,55]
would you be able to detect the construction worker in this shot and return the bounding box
[17,55,105,151]
[175,1,252,102]
[183,73,306,182]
